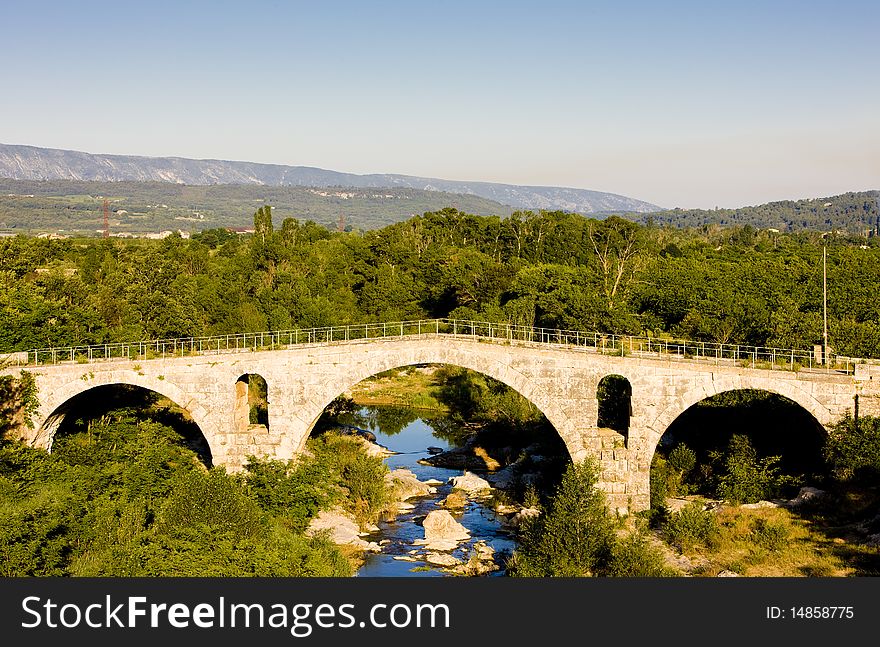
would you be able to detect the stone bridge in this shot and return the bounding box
[5,321,880,512]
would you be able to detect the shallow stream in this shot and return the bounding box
[354,407,515,577]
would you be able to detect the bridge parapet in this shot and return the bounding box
[5,318,863,377]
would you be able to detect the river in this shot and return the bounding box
[353,406,516,577]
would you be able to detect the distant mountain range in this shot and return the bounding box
[0,143,661,214]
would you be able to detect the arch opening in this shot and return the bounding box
[597,374,632,446]
[235,373,269,431]
[650,388,826,509]
[311,363,572,497]
[44,383,213,467]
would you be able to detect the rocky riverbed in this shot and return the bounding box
[308,407,534,577]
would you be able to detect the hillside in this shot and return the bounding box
[0,178,513,234]
[634,191,880,234]
[0,143,661,215]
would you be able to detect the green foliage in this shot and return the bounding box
[649,457,671,519]
[511,459,671,576]
[0,413,360,576]
[306,432,390,527]
[437,366,534,424]
[663,501,720,552]
[711,435,792,503]
[668,444,696,474]
[243,457,334,532]
[750,517,791,552]
[158,469,265,540]
[0,482,79,576]
[824,414,880,482]
[4,204,880,360]
[649,444,698,519]
[511,460,615,576]
[636,191,879,234]
[606,532,676,577]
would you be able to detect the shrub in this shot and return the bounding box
[712,435,790,504]
[750,517,791,552]
[342,453,389,526]
[824,414,880,482]
[305,432,391,526]
[159,469,265,540]
[244,457,334,532]
[668,444,696,475]
[649,456,671,512]
[606,532,676,576]
[663,501,719,552]
[510,459,615,576]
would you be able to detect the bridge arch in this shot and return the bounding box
[644,376,833,469]
[34,372,218,459]
[290,345,577,459]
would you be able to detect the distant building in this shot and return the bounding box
[226,227,255,235]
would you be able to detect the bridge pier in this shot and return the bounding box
[569,425,650,514]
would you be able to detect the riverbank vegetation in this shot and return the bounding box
[509,459,672,577]
[646,410,880,576]
[0,399,392,576]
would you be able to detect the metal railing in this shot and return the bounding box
[2,318,860,374]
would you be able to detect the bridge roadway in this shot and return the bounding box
[5,320,880,512]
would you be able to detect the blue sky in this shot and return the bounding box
[1,0,877,208]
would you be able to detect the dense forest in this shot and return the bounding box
[2,206,880,358]
[0,178,511,235]
[634,191,879,234]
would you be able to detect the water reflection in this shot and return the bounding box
[354,407,515,577]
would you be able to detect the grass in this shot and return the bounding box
[666,505,879,577]
[347,366,449,412]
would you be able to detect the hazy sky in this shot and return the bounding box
[2,0,877,208]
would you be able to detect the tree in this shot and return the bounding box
[587,216,643,312]
[511,460,615,576]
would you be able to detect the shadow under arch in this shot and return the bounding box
[40,383,214,467]
[652,388,827,490]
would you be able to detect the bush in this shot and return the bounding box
[663,501,719,552]
[668,444,696,475]
[0,415,364,577]
[511,460,615,576]
[244,457,334,532]
[511,459,672,576]
[712,435,791,503]
[650,443,698,518]
[306,432,391,527]
[159,469,265,540]
[606,532,676,576]
[649,456,671,513]
[824,414,880,482]
[750,517,791,552]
